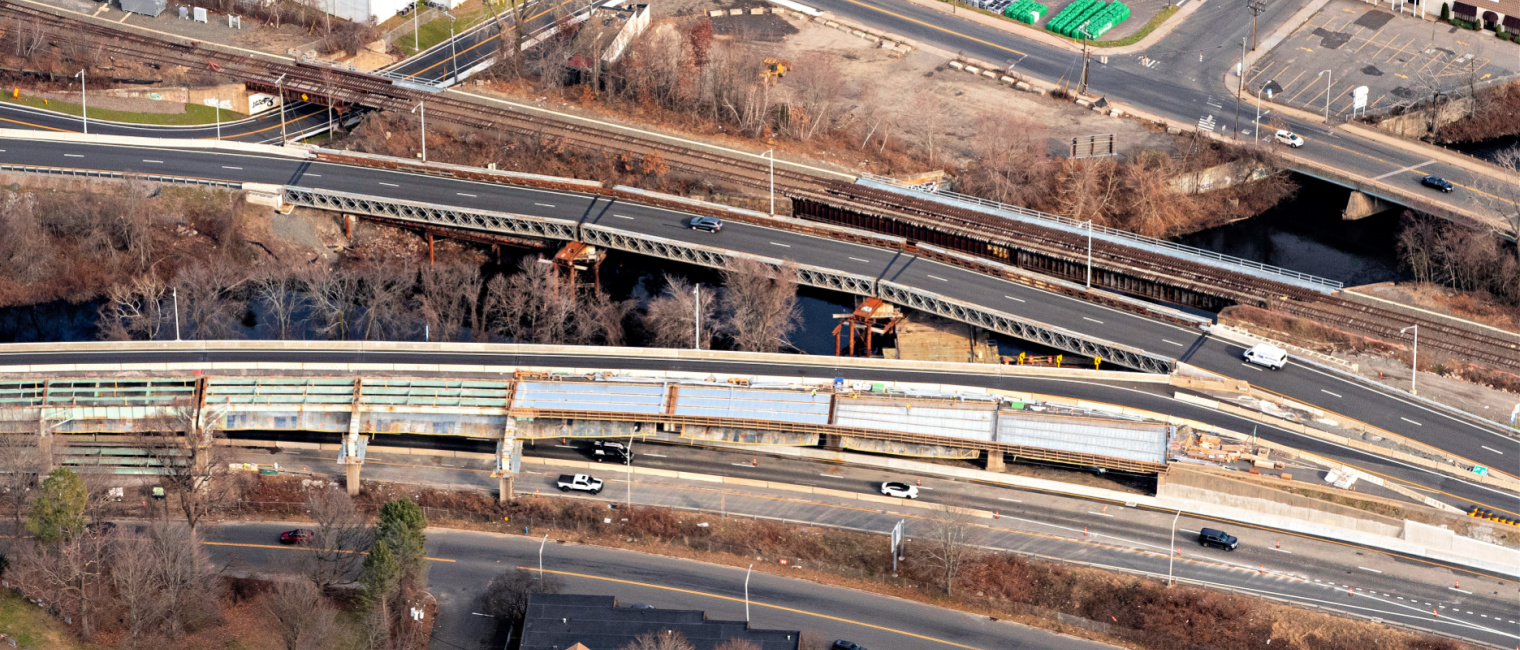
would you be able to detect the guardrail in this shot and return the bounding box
[857,173,1345,293]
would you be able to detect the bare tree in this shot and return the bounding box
[714,640,762,650]
[12,531,110,639]
[300,488,370,589]
[720,258,801,352]
[358,263,418,341]
[478,568,565,644]
[921,504,980,596]
[642,275,716,349]
[111,531,170,647]
[98,274,170,341]
[0,432,41,541]
[263,578,340,650]
[620,630,696,650]
[570,289,635,346]
[175,261,246,340]
[149,519,223,636]
[304,266,363,340]
[1484,146,1520,265]
[416,264,483,343]
[483,258,575,343]
[254,274,307,340]
[145,402,234,532]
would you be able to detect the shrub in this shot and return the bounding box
[1440,2,1449,20]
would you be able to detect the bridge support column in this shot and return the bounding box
[345,463,362,496]
[495,418,522,503]
[1343,191,1393,220]
[37,417,55,471]
[340,378,366,496]
[985,450,1006,472]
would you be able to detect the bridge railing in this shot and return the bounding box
[857,173,1345,293]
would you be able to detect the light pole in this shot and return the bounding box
[414,0,420,53]
[411,101,427,162]
[692,283,701,349]
[537,532,549,580]
[215,105,221,141]
[275,73,288,145]
[1234,37,1245,139]
[1316,69,1332,123]
[625,433,633,508]
[1167,509,1181,586]
[1401,325,1418,395]
[172,287,181,341]
[444,11,459,84]
[73,69,88,134]
[744,563,753,622]
[761,149,775,215]
[1254,84,1265,144]
[1083,220,1093,290]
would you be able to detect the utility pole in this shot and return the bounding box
[693,283,701,349]
[1246,0,1266,51]
[744,564,754,622]
[1234,37,1245,139]
[625,432,634,508]
[1316,69,1332,123]
[762,149,775,215]
[445,11,459,84]
[1084,220,1093,289]
[1167,509,1181,586]
[1401,325,1418,395]
[1077,26,1092,96]
[412,101,426,162]
[1254,83,1264,143]
[75,70,87,134]
[275,73,288,145]
[414,0,420,52]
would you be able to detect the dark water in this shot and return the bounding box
[1449,134,1519,162]
[1175,174,1409,286]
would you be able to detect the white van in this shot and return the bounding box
[1243,343,1288,370]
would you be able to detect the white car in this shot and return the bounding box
[1243,343,1288,370]
[1274,130,1305,148]
[880,481,919,499]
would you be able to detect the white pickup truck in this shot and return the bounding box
[556,474,603,494]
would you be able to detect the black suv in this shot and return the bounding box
[1420,175,1454,193]
[1198,528,1239,551]
[592,440,633,463]
[831,642,866,650]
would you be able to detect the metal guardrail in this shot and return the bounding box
[0,164,243,189]
[857,173,1345,293]
[281,186,1177,372]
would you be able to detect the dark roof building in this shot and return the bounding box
[520,594,802,650]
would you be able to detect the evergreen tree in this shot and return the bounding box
[359,538,401,610]
[375,498,427,585]
[25,468,86,543]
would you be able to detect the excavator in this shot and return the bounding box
[760,58,791,84]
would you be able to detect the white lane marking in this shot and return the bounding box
[1241,363,1263,371]
[614,214,635,220]
[457,192,477,198]
[1321,389,1342,398]
[997,497,1022,503]
[1400,417,1422,426]
[1180,529,1199,535]
[1162,339,1184,346]
[64,154,84,158]
[818,473,845,479]
[222,165,242,170]
[1005,295,1026,303]
[730,462,755,467]
[535,202,556,208]
[552,445,575,448]
[142,159,164,163]
[1358,566,1382,573]
[927,274,948,281]
[770,242,791,248]
[1371,159,1435,180]
[642,453,667,457]
[307,173,321,177]
[848,257,871,263]
[1087,510,1114,517]
[1083,317,1104,324]
[1482,445,1505,455]
[1269,547,1292,554]
[379,182,399,187]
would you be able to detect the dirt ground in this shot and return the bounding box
[1354,281,1520,331]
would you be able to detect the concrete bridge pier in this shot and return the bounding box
[1343,191,1394,220]
[496,421,522,503]
[985,449,1006,472]
[345,463,362,496]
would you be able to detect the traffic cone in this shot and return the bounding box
[752,457,757,467]
[916,478,921,486]
[1433,608,1438,618]
[1455,579,1460,589]
[1083,526,1089,537]
[1258,564,1264,574]
[1275,539,1280,549]
[994,509,1000,519]
[1102,505,1108,514]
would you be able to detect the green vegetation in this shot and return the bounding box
[26,467,86,543]
[0,92,248,127]
[394,4,496,57]
[937,0,1176,48]
[0,590,101,650]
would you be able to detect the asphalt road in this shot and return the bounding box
[4,135,1516,502]
[202,520,1119,650]
[0,99,337,144]
[383,0,596,85]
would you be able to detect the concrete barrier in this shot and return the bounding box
[0,129,310,159]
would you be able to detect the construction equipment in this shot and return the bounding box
[760,58,791,84]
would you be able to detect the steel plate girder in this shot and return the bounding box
[876,281,1175,373]
[281,188,578,240]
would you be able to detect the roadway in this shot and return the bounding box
[211,441,1520,647]
[382,0,596,85]
[203,520,1119,650]
[3,135,1515,503]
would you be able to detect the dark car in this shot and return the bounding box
[592,440,633,463]
[1198,527,1239,551]
[831,641,866,650]
[688,216,723,232]
[279,529,315,545]
[85,521,118,536]
[1420,175,1454,193]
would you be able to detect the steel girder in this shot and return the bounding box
[877,281,1176,373]
[281,187,579,240]
[284,191,1173,372]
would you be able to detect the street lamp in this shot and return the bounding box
[1083,220,1093,290]
[74,69,87,134]
[1254,84,1265,144]
[1401,325,1418,395]
[411,101,426,162]
[275,73,288,145]
[692,283,701,349]
[1167,509,1181,586]
[537,532,549,580]
[1315,69,1332,123]
[744,563,754,622]
[173,287,181,341]
[761,149,775,215]
[443,11,459,84]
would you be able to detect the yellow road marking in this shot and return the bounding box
[521,567,987,649]
[1298,46,1315,53]
[833,0,1027,57]
[205,540,457,562]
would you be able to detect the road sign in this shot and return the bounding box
[890,519,905,573]
[1352,85,1370,110]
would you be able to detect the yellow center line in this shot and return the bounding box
[407,0,579,78]
[834,0,1026,57]
[205,540,457,562]
[519,567,987,649]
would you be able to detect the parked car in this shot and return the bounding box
[879,481,919,499]
[592,440,634,463]
[831,641,866,650]
[688,216,723,232]
[1421,175,1454,193]
[1242,343,1287,370]
[557,474,604,494]
[1198,527,1239,551]
[1273,130,1305,148]
[279,529,315,545]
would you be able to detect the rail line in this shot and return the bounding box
[5,0,1520,375]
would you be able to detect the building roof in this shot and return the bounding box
[119,0,166,16]
[520,594,802,650]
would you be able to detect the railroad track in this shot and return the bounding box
[7,0,1520,375]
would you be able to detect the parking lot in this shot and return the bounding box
[1245,0,1517,119]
